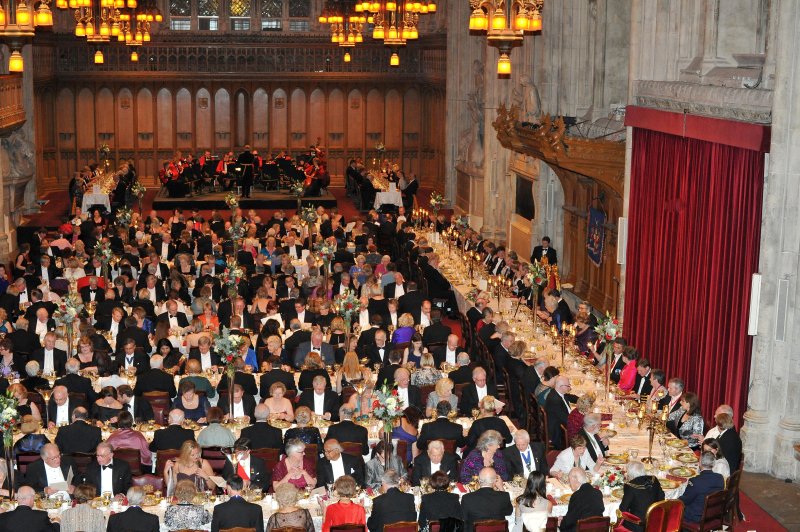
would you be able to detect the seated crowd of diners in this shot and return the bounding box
[0,208,743,532]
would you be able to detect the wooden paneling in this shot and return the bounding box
[214,88,231,150]
[271,88,288,150]
[328,89,344,149]
[196,88,212,150]
[385,89,402,150]
[77,88,95,150]
[253,88,269,150]
[290,88,306,149]
[235,91,247,148]
[347,89,363,150]
[176,88,192,150]
[157,88,174,150]
[117,89,134,149]
[137,88,154,150]
[308,88,326,148]
[366,89,383,144]
[0,75,26,135]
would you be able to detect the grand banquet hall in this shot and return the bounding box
[0,1,798,531]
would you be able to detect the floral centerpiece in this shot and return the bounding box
[465,287,480,303]
[290,181,305,198]
[116,206,133,228]
[594,465,625,489]
[225,191,239,210]
[131,181,146,199]
[526,260,548,286]
[300,205,318,225]
[53,293,84,358]
[314,241,336,263]
[430,191,446,217]
[332,288,361,332]
[228,220,248,251]
[213,326,246,408]
[93,240,113,283]
[372,382,406,463]
[453,215,470,230]
[595,312,622,401]
[220,256,245,297]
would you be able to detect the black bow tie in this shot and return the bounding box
[102,464,112,470]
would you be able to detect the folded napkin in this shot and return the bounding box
[666,474,688,482]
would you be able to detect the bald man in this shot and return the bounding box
[461,468,513,532]
[544,375,578,449]
[0,485,59,531]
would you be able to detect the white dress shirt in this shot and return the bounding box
[330,456,346,481]
[558,392,573,413]
[393,284,405,298]
[232,399,244,418]
[519,447,535,477]
[389,312,398,328]
[42,348,55,374]
[420,313,431,328]
[36,320,49,336]
[41,267,50,283]
[161,243,170,261]
[397,386,409,408]
[313,392,326,416]
[445,348,457,365]
[430,461,441,474]
[100,461,115,495]
[297,310,306,323]
[110,320,120,338]
[200,351,213,370]
[476,384,487,402]
[44,463,67,493]
[586,432,604,459]
[55,403,70,425]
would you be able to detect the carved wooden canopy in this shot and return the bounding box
[493,104,625,197]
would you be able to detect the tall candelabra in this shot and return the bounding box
[636,401,669,463]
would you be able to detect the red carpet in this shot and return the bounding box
[735,491,789,531]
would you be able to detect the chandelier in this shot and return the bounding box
[54,0,161,63]
[469,0,543,74]
[320,1,366,51]
[0,0,53,72]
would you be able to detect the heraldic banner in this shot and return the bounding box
[586,207,606,266]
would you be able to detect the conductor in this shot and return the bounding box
[237,145,256,198]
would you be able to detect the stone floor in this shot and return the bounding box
[742,472,800,531]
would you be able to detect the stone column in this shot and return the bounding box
[740,0,800,481]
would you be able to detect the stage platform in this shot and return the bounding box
[152,188,337,211]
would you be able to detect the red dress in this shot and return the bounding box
[322,501,367,532]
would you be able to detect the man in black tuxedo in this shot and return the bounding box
[217,357,259,396]
[23,289,57,322]
[297,375,340,421]
[410,440,458,486]
[7,319,41,357]
[316,439,366,488]
[118,384,154,422]
[545,376,579,449]
[79,275,106,303]
[259,354,297,399]
[325,406,369,456]
[93,293,126,331]
[293,329,335,367]
[397,281,425,317]
[580,414,609,464]
[559,468,604,532]
[355,314,385,352]
[283,320,311,358]
[157,300,190,328]
[432,334,466,368]
[219,438,271,491]
[149,409,196,452]
[0,486,59,532]
[134,355,177,398]
[211,475,265,532]
[189,336,223,371]
[458,367,498,416]
[539,290,573,331]
[28,307,56,339]
[367,469,417,532]
[362,328,395,366]
[394,367,423,411]
[31,332,67,376]
[46,385,82,427]
[24,443,76,495]
[502,429,549,478]
[530,236,558,265]
[55,407,102,454]
[448,352,474,386]
[80,442,132,496]
[662,378,685,434]
[114,338,150,376]
[461,468,513,532]
[632,358,654,399]
[115,315,151,354]
[422,309,451,347]
[107,486,160,532]
[492,330,514,374]
[417,401,466,451]
[55,359,96,403]
[240,404,284,450]
[599,337,627,383]
[714,412,742,472]
[376,350,402,388]
[219,383,257,421]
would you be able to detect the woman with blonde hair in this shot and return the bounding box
[392,312,416,344]
[411,351,441,386]
[335,351,371,392]
[163,440,216,494]
[298,352,331,390]
[465,395,513,451]
[567,393,596,441]
[8,383,41,421]
[0,308,13,334]
[425,377,458,417]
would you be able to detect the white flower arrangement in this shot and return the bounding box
[53,293,85,328]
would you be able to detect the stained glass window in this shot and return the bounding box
[230,0,250,30]
[169,0,190,16]
[198,0,218,30]
[261,0,283,18]
[288,0,310,18]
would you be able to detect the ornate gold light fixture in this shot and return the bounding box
[469,0,543,74]
[0,0,53,71]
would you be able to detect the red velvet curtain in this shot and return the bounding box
[624,128,764,422]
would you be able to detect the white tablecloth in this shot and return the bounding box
[374,190,403,209]
[82,192,111,212]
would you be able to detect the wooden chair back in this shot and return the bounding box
[156,449,181,475]
[250,448,281,471]
[575,516,610,531]
[16,452,41,475]
[544,517,558,532]
[473,519,508,532]
[132,473,165,492]
[383,521,418,532]
[339,441,364,458]
[418,385,435,409]
[201,446,228,474]
[723,469,743,526]
[644,499,684,532]
[66,452,95,474]
[266,528,301,532]
[304,443,319,468]
[142,391,171,425]
[685,489,728,532]
[114,447,144,476]
[329,525,366,532]
[436,439,457,455]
